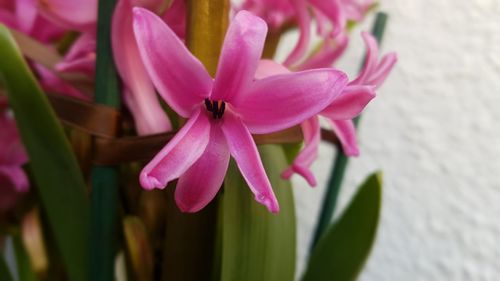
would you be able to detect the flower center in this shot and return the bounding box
[204,99,226,119]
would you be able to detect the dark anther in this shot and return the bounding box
[204,98,212,111]
[217,102,225,119]
[212,101,219,114]
[205,99,226,119]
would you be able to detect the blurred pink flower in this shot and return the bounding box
[282,32,397,186]
[35,0,97,33]
[55,33,96,76]
[238,0,347,66]
[0,0,64,42]
[36,34,95,101]
[341,0,375,22]
[0,97,29,212]
[133,8,347,212]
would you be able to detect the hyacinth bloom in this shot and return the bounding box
[282,32,397,186]
[133,8,348,212]
[0,0,64,42]
[0,98,29,212]
[239,0,346,66]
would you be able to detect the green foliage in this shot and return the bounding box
[0,25,89,281]
[13,235,39,281]
[219,144,296,281]
[303,172,383,281]
[0,254,14,281]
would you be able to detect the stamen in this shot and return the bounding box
[204,98,212,111]
[204,99,226,119]
[212,101,219,119]
[212,100,219,113]
[217,102,225,119]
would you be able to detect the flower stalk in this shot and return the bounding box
[89,0,121,280]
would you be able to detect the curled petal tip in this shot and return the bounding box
[132,6,145,17]
[175,199,199,213]
[139,173,164,190]
[343,146,360,157]
[280,168,293,180]
[255,194,280,213]
[288,164,318,187]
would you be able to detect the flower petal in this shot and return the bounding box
[234,69,348,134]
[34,64,91,101]
[175,125,230,212]
[0,166,29,192]
[211,10,267,102]
[308,0,345,37]
[321,85,375,120]
[56,33,96,76]
[328,119,359,156]
[133,7,212,117]
[367,52,398,88]
[37,0,97,32]
[283,0,310,67]
[254,59,289,79]
[16,0,37,33]
[350,31,379,85]
[123,89,172,135]
[296,34,348,70]
[162,0,186,40]
[221,112,279,213]
[139,109,210,189]
[281,117,320,186]
[0,109,28,167]
[113,1,171,134]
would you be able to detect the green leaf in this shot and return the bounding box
[13,235,39,281]
[0,25,89,281]
[220,144,296,281]
[303,172,382,281]
[0,254,14,281]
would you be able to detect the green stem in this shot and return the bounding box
[310,12,388,251]
[89,0,120,280]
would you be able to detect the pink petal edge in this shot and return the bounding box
[221,112,279,213]
[175,125,230,212]
[211,10,267,102]
[139,109,211,189]
[133,7,212,118]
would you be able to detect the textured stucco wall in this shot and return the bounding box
[287,1,500,280]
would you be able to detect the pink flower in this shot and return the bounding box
[0,98,29,212]
[36,0,97,33]
[238,0,347,67]
[340,0,374,22]
[112,0,186,135]
[56,33,96,77]
[35,33,95,101]
[0,0,64,42]
[282,32,397,186]
[133,8,348,212]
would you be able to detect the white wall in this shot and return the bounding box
[288,1,500,280]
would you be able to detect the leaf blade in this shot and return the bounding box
[220,144,296,281]
[303,172,382,281]
[0,25,89,281]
